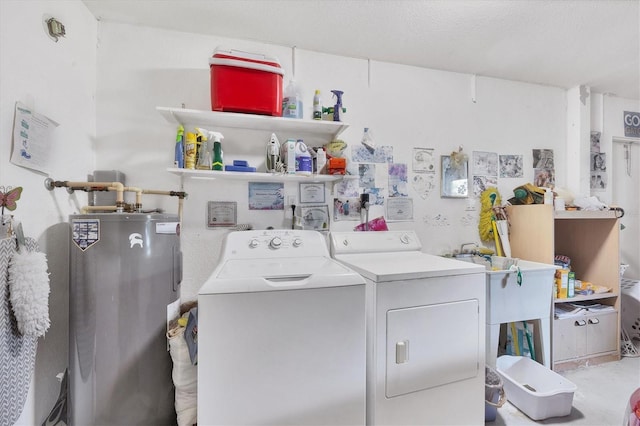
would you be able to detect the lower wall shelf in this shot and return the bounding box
[168,168,343,182]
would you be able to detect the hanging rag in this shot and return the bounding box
[0,237,42,426]
[9,245,50,337]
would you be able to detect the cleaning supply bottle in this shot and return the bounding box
[544,188,553,205]
[196,129,212,170]
[184,132,197,170]
[316,147,326,174]
[283,80,303,119]
[174,125,184,168]
[331,90,344,121]
[211,132,224,171]
[197,128,224,170]
[313,90,322,120]
[295,139,312,176]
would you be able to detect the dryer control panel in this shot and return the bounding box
[330,230,422,255]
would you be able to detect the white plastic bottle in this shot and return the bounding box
[544,188,553,205]
[313,90,322,120]
[283,80,303,119]
[316,147,327,174]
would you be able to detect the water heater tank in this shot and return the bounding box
[68,213,181,425]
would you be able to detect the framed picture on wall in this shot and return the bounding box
[441,155,469,198]
[298,205,330,231]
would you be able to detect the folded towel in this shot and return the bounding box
[8,248,50,337]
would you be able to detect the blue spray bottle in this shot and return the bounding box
[331,90,344,122]
[174,124,185,168]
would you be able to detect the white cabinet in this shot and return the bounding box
[553,311,618,362]
[158,107,349,183]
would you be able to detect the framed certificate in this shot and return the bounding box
[299,182,325,203]
[207,201,237,228]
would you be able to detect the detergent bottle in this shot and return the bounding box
[283,80,303,119]
[295,139,312,176]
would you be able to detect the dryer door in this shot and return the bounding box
[386,299,480,398]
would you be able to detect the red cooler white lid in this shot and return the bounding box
[210,47,283,75]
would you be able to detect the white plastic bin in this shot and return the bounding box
[496,355,576,420]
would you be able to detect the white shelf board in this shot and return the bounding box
[553,292,618,304]
[167,168,342,183]
[554,210,618,220]
[157,107,349,141]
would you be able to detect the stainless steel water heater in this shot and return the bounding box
[69,213,182,425]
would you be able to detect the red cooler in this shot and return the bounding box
[209,48,284,116]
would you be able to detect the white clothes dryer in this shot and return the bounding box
[198,230,366,426]
[330,231,486,425]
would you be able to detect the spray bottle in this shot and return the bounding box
[195,129,212,170]
[211,132,224,170]
[331,90,344,122]
[174,125,185,168]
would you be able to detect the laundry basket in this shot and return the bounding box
[485,365,506,422]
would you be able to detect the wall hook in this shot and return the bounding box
[43,15,65,42]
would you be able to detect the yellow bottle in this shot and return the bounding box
[185,132,197,170]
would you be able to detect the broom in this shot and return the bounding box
[479,188,502,250]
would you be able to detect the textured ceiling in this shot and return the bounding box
[83,0,640,99]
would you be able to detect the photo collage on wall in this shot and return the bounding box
[590,131,607,191]
[472,151,498,196]
[532,149,555,188]
[333,139,415,223]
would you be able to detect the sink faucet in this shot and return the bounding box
[459,242,477,254]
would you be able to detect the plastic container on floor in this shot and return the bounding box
[496,355,577,421]
[485,365,506,422]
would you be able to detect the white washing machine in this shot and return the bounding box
[330,231,486,425]
[198,230,366,425]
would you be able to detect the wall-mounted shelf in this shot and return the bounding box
[157,107,349,145]
[167,168,342,183]
[554,210,619,220]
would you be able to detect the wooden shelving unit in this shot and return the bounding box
[506,204,621,371]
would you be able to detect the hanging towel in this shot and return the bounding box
[0,237,40,426]
[8,245,50,337]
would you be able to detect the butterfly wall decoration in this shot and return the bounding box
[0,186,23,215]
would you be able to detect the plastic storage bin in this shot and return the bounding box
[209,48,283,116]
[496,355,577,420]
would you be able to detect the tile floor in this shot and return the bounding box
[492,355,640,425]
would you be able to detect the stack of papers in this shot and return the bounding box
[555,302,615,318]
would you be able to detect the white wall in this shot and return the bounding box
[95,22,568,301]
[2,4,637,424]
[0,0,97,423]
[599,95,640,278]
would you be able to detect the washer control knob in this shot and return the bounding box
[342,239,349,246]
[400,234,410,244]
[292,238,303,247]
[249,239,259,248]
[269,237,282,249]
